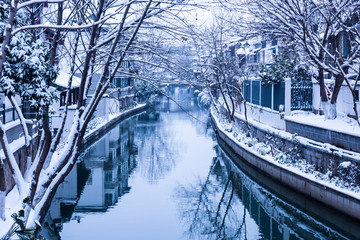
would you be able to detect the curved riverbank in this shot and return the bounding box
[211,110,360,221]
[81,103,149,150]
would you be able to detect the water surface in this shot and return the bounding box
[42,86,358,239]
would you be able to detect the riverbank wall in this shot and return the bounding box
[233,112,360,176]
[219,140,360,239]
[0,104,148,195]
[81,103,148,150]
[211,111,360,220]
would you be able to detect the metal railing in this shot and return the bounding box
[0,103,38,124]
[0,104,18,124]
[291,81,312,111]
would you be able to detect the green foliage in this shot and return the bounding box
[2,198,45,240]
[0,1,8,43]
[0,1,58,116]
[337,162,360,185]
[2,212,38,240]
[134,79,158,103]
[292,66,312,82]
[260,53,311,86]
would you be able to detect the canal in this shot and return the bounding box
[41,86,358,239]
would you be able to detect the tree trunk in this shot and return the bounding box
[323,101,337,120]
[324,74,343,119]
[0,124,26,197]
[318,68,328,115]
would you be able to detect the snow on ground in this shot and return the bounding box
[286,111,360,137]
[234,112,360,162]
[212,107,360,200]
[0,188,22,237]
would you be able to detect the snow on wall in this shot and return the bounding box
[211,108,360,204]
[239,103,286,130]
[313,81,360,117]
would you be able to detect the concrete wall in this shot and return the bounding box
[312,81,360,117]
[286,119,360,153]
[82,104,147,150]
[1,141,38,194]
[234,113,359,173]
[0,142,35,220]
[240,103,286,130]
[0,121,33,146]
[212,114,360,220]
[238,78,291,130]
[222,145,360,239]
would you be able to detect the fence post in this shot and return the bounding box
[285,78,291,115]
[312,78,320,114]
[250,78,253,104]
[271,84,274,110]
[12,107,15,121]
[2,104,5,123]
[259,79,262,106]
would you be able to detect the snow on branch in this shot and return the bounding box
[18,0,66,9]
[11,14,112,36]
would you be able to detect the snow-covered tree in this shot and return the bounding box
[260,53,311,86]
[189,13,247,121]
[0,0,190,236]
[2,32,58,111]
[246,0,360,121]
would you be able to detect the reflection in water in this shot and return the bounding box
[175,149,260,240]
[41,119,137,239]
[134,112,178,184]
[40,86,357,239]
[176,145,351,240]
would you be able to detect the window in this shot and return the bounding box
[105,194,113,206]
[271,38,278,46]
[261,40,266,49]
[105,171,113,182]
[355,89,359,102]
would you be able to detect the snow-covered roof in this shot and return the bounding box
[55,71,81,88]
[236,48,246,55]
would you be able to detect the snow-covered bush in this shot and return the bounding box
[260,53,311,86]
[216,109,360,193]
[85,117,106,135]
[197,90,212,108]
[0,2,58,117]
[337,161,360,185]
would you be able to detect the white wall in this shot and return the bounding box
[337,84,360,117]
[238,103,286,130]
[312,81,360,117]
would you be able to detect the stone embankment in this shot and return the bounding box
[211,110,360,220]
[0,104,148,194]
[82,103,148,149]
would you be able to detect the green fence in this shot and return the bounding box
[261,84,272,109]
[244,79,284,111]
[274,82,285,111]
